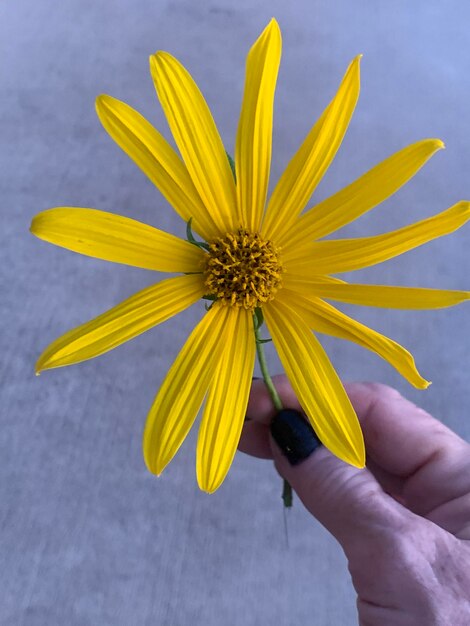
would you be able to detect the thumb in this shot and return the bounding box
[270,409,408,553]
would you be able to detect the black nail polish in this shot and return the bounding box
[271,409,322,465]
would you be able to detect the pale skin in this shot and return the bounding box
[239,377,470,626]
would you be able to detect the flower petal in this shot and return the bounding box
[150,52,237,235]
[285,289,430,389]
[282,276,470,309]
[284,201,470,273]
[196,307,255,493]
[31,207,204,272]
[262,56,361,241]
[235,19,281,231]
[143,303,230,475]
[264,299,365,467]
[36,274,205,372]
[96,95,220,240]
[284,139,444,247]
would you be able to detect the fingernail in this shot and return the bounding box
[270,409,322,465]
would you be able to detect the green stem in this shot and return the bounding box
[255,325,282,412]
[254,322,293,509]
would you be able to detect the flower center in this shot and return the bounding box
[203,229,283,310]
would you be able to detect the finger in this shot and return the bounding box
[238,421,272,459]
[244,377,408,492]
[240,376,301,459]
[346,382,470,538]
[271,410,470,618]
[366,457,406,503]
[246,375,301,424]
[345,382,461,476]
[269,408,411,554]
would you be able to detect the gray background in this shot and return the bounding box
[2,1,469,624]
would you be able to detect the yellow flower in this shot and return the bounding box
[31,19,469,493]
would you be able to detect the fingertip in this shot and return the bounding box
[269,430,405,550]
[270,408,322,466]
[246,379,275,423]
[246,375,302,424]
[238,421,273,459]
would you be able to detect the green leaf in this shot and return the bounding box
[253,307,264,330]
[226,152,236,182]
[186,218,210,251]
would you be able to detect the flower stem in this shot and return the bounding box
[254,322,293,509]
[255,326,282,412]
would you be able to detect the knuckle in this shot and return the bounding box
[361,381,403,401]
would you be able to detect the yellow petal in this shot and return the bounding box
[283,276,470,309]
[235,19,281,231]
[284,139,444,247]
[264,299,365,467]
[143,303,230,475]
[285,289,429,389]
[36,274,205,372]
[96,95,220,241]
[30,207,204,272]
[196,308,255,493]
[150,52,237,234]
[262,56,361,242]
[285,201,470,273]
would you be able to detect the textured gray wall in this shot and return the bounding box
[2,1,469,624]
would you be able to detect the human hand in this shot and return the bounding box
[240,377,470,625]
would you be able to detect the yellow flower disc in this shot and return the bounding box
[203,229,283,309]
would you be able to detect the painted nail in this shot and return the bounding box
[270,409,322,465]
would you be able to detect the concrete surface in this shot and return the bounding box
[2,1,469,624]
